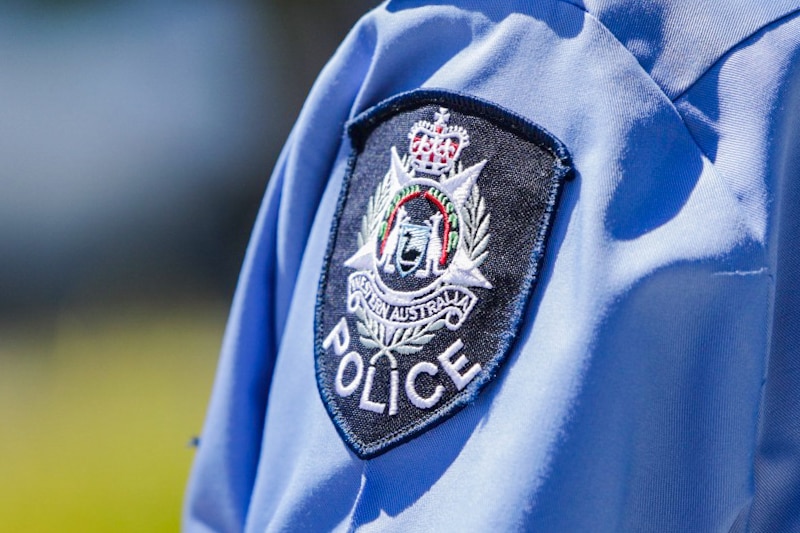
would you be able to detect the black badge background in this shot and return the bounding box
[316,91,572,458]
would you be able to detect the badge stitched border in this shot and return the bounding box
[315,89,574,458]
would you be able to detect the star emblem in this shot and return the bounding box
[344,147,491,291]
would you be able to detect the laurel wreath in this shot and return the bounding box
[461,183,491,267]
[355,307,446,356]
[354,159,490,356]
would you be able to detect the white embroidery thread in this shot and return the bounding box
[405,361,445,409]
[335,352,363,397]
[329,108,493,414]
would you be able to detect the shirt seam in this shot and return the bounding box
[671,7,800,102]
[553,0,800,105]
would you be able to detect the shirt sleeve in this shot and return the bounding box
[181,140,288,533]
[673,10,800,531]
[181,9,379,531]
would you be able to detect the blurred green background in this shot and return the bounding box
[0,303,223,531]
[0,1,375,530]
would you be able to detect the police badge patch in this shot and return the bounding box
[315,90,573,458]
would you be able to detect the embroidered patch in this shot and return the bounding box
[315,90,573,458]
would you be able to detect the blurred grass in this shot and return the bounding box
[0,301,225,532]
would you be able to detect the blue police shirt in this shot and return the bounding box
[184,1,800,531]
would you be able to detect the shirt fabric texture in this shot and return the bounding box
[183,1,800,531]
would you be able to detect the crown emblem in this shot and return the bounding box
[408,108,469,176]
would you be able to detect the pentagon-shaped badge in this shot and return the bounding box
[315,90,573,458]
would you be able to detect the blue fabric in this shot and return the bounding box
[184,1,800,531]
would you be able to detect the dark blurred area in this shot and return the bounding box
[0,0,377,320]
[0,2,377,531]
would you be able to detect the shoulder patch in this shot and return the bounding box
[315,90,573,459]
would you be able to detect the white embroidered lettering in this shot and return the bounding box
[405,361,445,409]
[389,369,399,416]
[437,339,481,391]
[323,317,350,356]
[335,351,363,397]
[359,366,386,414]
[426,301,437,314]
